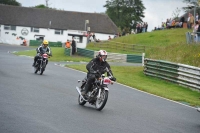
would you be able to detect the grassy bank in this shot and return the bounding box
[88,28,200,67]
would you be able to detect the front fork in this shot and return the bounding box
[97,87,109,99]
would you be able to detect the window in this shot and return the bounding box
[4,25,16,30]
[55,30,63,35]
[31,27,39,33]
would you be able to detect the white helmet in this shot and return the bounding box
[98,50,107,62]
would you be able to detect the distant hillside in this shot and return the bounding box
[87,28,200,67]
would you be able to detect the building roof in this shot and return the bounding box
[0,4,118,34]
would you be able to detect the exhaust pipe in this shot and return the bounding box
[76,86,87,101]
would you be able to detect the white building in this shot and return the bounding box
[0,4,118,48]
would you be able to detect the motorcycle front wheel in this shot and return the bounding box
[40,62,46,75]
[40,67,44,75]
[78,95,86,105]
[95,90,108,111]
[34,66,38,74]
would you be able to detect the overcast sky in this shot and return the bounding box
[17,0,188,32]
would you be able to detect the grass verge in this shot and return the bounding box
[14,47,91,62]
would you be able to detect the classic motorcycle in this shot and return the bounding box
[34,53,50,75]
[76,67,115,111]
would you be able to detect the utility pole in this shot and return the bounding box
[45,0,49,7]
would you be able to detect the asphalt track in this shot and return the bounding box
[0,44,200,133]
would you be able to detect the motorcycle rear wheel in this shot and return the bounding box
[95,90,108,111]
[78,95,86,105]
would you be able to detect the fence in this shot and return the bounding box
[90,41,146,53]
[185,32,200,44]
[64,48,71,56]
[144,58,200,91]
[65,48,144,63]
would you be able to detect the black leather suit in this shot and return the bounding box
[83,57,115,94]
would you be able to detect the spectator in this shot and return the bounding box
[65,39,71,48]
[196,20,200,42]
[96,39,101,42]
[89,35,94,42]
[180,16,185,28]
[108,36,112,40]
[92,33,96,41]
[142,23,146,32]
[145,22,148,32]
[190,13,194,29]
[193,21,199,42]
[196,13,199,22]
[136,23,141,33]
[23,39,27,46]
[71,37,76,55]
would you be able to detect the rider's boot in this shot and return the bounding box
[81,83,91,98]
[32,57,37,67]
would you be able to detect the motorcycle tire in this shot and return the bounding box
[40,67,44,75]
[95,90,108,111]
[78,95,86,105]
[34,67,38,74]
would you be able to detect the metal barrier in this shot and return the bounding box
[144,58,200,91]
[186,32,192,44]
[185,32,200,44]
[64,48,71,56]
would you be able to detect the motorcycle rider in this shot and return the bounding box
[81,50,116,97]
[32,40,52,67]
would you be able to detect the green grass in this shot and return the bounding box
[87,28,200,67]
[15,47,91,62]
[15,28,200,106]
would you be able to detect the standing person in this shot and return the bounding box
[32,40,52,66]
[187,13,191,29]
[190,13,194,29]
[108,36,111,40]
[81,50,116,97]
[192,21,199,42]
[180,16,185,28]
[92,33,96,41]
[196,20,200,42]
[196,13,199,22]
[71,37,76,55]
[145,22,148,32]
[23,38,27,46]
[65,39,71,48]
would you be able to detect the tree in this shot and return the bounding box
[0,0,21,6]
[104,0,145,32]
[35,4,48,8]
[172,7,181,21]
[182,0,200,11]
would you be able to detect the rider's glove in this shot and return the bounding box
[110,77,116,81]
